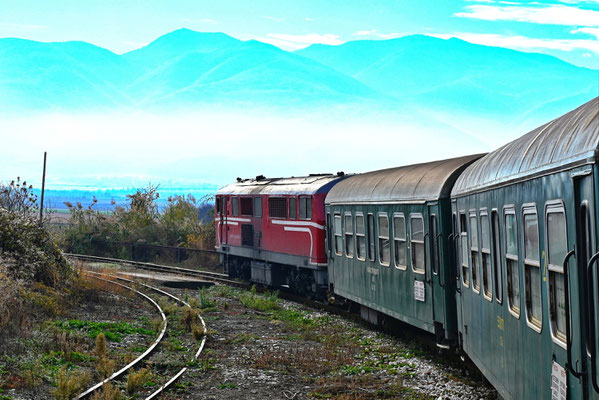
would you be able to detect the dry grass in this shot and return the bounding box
[192,323,205,340]
[79,270,132,298]
[126,367,151,394]
[95,333,115,378]
[90,382,122,400]
[311,375,411,399]
[51,366,91,400]
[253,345,354,375]
[181,306,201,331]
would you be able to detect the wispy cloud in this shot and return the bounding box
[572,27,599,38]
[259,33,343,50]
[429,32,599,54]
[0,22,47,30]
[262,16,284,23]
[455,4,599,26]
[181,18,218,25]
[352,29,403,39]
[558,0,599,4]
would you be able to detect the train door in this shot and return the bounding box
[570,171,597,399]
[411,207,434,327]
[253,196,263,250]
[428,205,443,330]
[221,196,229,245]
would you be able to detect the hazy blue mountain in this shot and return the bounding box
[0,29,387,110]
[296,35,598,122]
[123,29,387,107]
[0,29,596,119]
[0,38,134,110]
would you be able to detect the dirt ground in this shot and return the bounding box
[0,267,497,400]
[161,284,496,400]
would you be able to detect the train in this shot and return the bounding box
[215,96,599,399]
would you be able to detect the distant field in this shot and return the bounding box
[35,188,216,211]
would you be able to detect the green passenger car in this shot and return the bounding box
[325,154,482,346]
[451,97,599,399]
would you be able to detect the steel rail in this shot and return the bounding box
[75,275,168,399]
[84,270,208,400]
[66,253,227,279]
[67,253,246,288]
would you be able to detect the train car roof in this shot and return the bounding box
[452,97,599,197]
[325,154,484,205]
[217,174,346,196]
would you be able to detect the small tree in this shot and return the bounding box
[0,177,38,215]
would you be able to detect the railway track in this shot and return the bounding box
[67,253,241,286]
[67,254,495,398]
[67,253,354,319]
[77,269,207,399]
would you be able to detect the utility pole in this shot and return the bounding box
[39,152,47,226]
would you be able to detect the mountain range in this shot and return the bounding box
[0,28,597,126]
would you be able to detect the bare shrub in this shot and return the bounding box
[90,382,122,400]
[126,367,151,394]
[51,366,91,400]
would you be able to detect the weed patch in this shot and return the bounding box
[55,319,155,342]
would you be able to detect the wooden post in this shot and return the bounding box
[39,152,47,226]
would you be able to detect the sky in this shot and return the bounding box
[0,0,598,201]
[0,0,598,68]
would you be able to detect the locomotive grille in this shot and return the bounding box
[268,197,287,218]
[241,224,254,246]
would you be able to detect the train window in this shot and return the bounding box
[378,213,390,266]
[232,197,240,217]
[216,197,222,215]
[334,214,342,255]
[523,206,541,331]
[470,212,480,293]
[268,197,287,219]
[504,208,520,317]
[289,197,297,219]
[299,197,312,219]
[345,213,354,258]
[393,214,407,269]
[491,210,503,303]
[254,197,262,218]
[481,212,492,301]
[411,214,425,274]
[368,214,375,262]
[546,203,567,345]
[240,197,253,216]
[430,215,439,275]
[460,212,470,287]
[356,213,366,261]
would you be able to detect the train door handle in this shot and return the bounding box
[448,233,462,293]
[436,233,444,288]
[587,251,599,393]
[423,233,432,284]
[563,249,582,378]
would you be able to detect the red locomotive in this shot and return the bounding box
[215,173,346,297]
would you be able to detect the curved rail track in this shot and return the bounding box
[77,269,207,399]
[67,253,241,286]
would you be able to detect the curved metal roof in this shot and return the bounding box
[453,97,599,196]
[217,174,346,196]
[325,154,484,204]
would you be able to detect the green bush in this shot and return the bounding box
[60,186,215,253]
[0,208,71,286]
